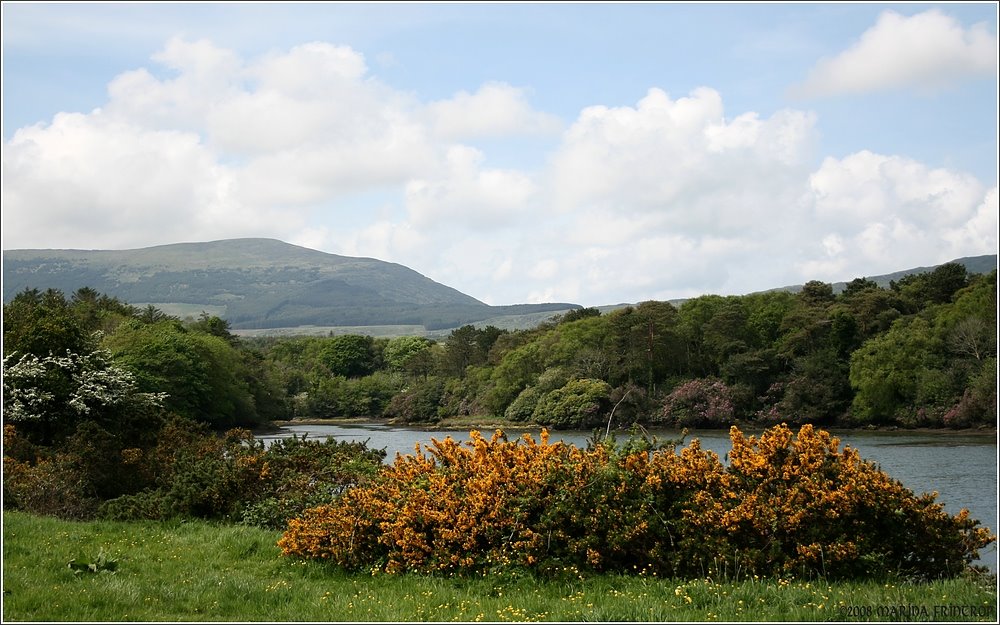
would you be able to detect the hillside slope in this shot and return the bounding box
[2,238,574,330]
[4,239,994,333]
[765,255,998,295]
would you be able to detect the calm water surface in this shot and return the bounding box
[259,422,998,571]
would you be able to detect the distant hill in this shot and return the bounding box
[764,255,998,295]
[3,240,995,335]
[2,238,578,331]
[595,254,997,314]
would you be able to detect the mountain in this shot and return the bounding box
[2,238,578,331]
[3,240,995,334]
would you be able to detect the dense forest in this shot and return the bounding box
[254,262,996,431]
[3,263,996,447]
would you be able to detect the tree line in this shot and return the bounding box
[3,263,996,452]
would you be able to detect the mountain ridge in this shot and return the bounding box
[2,238,573,330]
[3,238,996,333]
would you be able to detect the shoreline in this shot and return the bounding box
[257,417,997,438]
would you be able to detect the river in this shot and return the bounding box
[257,422,998,572]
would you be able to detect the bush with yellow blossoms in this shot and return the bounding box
[278,424,995,580]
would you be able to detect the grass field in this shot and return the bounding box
[2,511,996,622]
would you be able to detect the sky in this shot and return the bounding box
[2,2,997,307]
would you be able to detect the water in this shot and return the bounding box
[258,422,998,572]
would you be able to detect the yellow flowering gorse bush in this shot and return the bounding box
[279,424,994,580]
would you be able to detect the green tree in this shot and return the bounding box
[558,307,601,324]
[103,319,258,428]
[532,378,612,429]
[442,325,495,376]
[775,348,852,424]
[482,341,544,416]
[541,315,610,374]
[319,335,377,378]
[607,301,682,390]
[743,291,796,348]
[677,296,726,377]
[187,312,239,346]
[383,336,434,373]
[838,284,903,338]
[383,377,446,424]
[849,316,943,425]
[892,263,969,311]
[3,288,89,359]
[702,297,752,370]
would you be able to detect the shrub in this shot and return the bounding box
[504,386,541,422]
[101,424,262,521]
[532,378,612,429]
[3,426,100,520]
[3,421,149,520]
[722,424,995,579]
[279,424,995,581]
[3,454,100,520]
[279,428,729,577]
[660,377,735,427]
[99,418,385,527]
[238,435,385,529]
[383,377,446,423]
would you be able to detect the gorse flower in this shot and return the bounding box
[278,424,995,580]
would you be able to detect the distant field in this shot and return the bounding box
[232,324,432,338]
[133,302,228,319]
[229,309,580,339]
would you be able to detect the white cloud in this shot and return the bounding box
[404,145,537,228]
[941,186,999,258]
[810,151,988,231]
[335,219,428,266]
[2,35,994,308]
[249,42,368,93]
[1,112,258,250]
[105,37,242,131]
[2,37,443,250]
[790,9,998,98]
[547,87,817,232]
[425,82,563,141]
[800,151,996,281]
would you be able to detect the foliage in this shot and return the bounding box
[6,259,998,462]
[441,325,507,376]
[306,371,406,419]
[2,288,90,359]
[102,319,261,428]
[279,424,995,580]
[319,334,378,378]
[383,377,447,423]
[96,417,385,526]
[382,335,434,373]
[67,549,118,575]
[531,378,613,429]
[849,316,947,425]
[2,349,167,447]
[504,386,542,422]
[3,448,102,520]
[723,424,994,579]
[659,377,735,427]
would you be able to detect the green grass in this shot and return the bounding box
[3,511,996,622]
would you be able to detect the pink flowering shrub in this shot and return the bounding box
[661,377,735,427]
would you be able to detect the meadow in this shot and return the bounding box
[3,511,996,622]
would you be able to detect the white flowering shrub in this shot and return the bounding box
[2,350,166,444]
